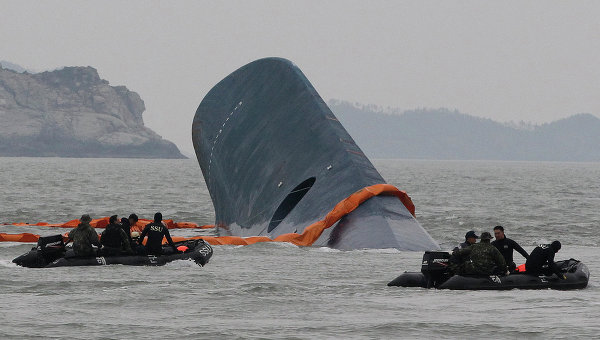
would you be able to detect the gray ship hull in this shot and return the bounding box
[192,57,439,250]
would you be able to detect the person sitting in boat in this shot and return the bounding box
[100,215,133,256]
[459,230,478,249]
[449,230,479,274]
[130,231,146,255]
[120,217,133,245]
[67,214,101,257]
[128,213,142,233]
[491,225,529,272]
[525,241,566,279]
[138,212,178,255]
[453,232,507,276]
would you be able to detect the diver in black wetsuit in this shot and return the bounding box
[139,212,178,255]
[525,241,566,279]
[491,226,529,272]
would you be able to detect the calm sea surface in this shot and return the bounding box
[1,158,599,339]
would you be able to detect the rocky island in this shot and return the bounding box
[0,64,184,158]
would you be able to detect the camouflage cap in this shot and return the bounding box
[480,231,493,240]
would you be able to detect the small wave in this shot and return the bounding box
[313,246,340,253]
[270,241,299,248]
[0,242,26,248]
[165,259,202,268]
[236,241,299,249]
[0,259,18,268]
[357,248,403,254]
[311,247,402,254]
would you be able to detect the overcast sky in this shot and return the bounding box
[2,1,599,155]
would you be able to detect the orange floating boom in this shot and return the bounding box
[1,184,414,247]
[0,233,40,243]
[173,184,415,246]
[3,218,214,230]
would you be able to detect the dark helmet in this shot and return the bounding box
[480,232,493,241]
[551,240,561,252]
[154,212,162,222]
[465,230,479,239]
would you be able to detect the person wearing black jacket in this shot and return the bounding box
[139,212,178,255]
[457,230,478,250]
[120,217,133,244]
[525,241,566,279]
[100,215,133,256]
[491,226,529,272]
[449,230,479,275]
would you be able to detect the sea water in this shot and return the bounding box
[1,158,599,339]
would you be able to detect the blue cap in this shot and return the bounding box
[465,230,479,239]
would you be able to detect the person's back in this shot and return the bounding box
[525,241,563,278]
[100,216,133,256]
[68,214,100,257]
[139,212,177,255]
[458,232,507,276]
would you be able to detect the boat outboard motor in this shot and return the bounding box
[421,251,451,288]
[37,234,66,262]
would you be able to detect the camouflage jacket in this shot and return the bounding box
[68,223,100,256]
[456,242,507,276]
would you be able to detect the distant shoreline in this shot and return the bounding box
[330,100,600,162]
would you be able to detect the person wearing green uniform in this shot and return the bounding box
[67,214,101,257]
[453,231,507,276]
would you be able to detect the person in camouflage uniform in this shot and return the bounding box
[67,214,101,257]
[453,232,507,276]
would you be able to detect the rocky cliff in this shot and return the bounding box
[0,65,184,158]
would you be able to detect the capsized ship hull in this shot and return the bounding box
[192,57,439,250]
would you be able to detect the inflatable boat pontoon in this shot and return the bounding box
[13,235,213,268]
[388,251,589,290]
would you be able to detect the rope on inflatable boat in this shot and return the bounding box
[0,184,415,247]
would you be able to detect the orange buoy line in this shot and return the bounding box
[2,218,214,230]
[0,233,41,243]
[1,184,415,246]
[175,183,415,246]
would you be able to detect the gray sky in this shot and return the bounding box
[2,1,599,155]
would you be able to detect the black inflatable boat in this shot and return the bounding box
[388,251,589,290]
[13,235,213,268]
